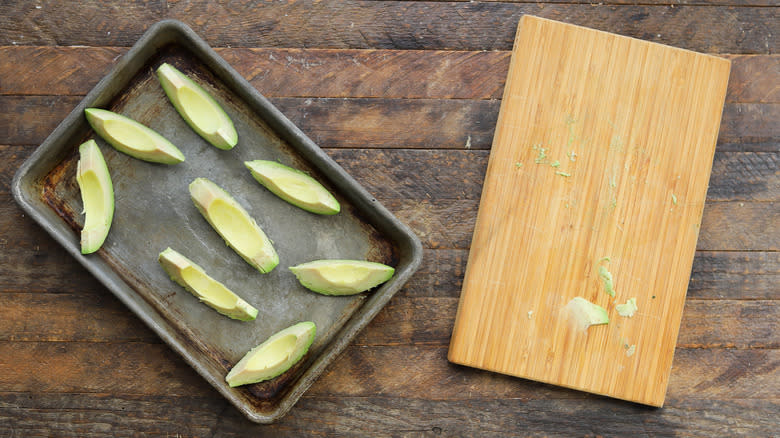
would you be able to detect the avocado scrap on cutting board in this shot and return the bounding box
[448,16,730,407]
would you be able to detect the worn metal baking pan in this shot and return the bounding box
[12,20,422,423]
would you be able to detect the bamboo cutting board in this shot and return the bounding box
[448,16,730,406]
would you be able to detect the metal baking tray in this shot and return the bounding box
[11,20,422,423]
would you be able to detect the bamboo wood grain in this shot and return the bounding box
[448,16,731,407]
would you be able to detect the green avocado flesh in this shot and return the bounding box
[76,140,114,254]
[156,63,238,150]
[290,260,395,296]
[226,321,316,387]
[565,297,609,331]
[244,160,340,215]
[189,178,279,273]
[84,108,185,164]
[158,248,257,321]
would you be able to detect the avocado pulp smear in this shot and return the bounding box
[76,139,114,254]
[565,297,609,331]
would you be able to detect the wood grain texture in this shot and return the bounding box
[0,342,775,401]
[2,96,777,151]
[3,293,773,349]
[0,0,777,433]
[2,47,776,103]
[0,1,776,53]
[449,16,732,407]
[1,393,776,437]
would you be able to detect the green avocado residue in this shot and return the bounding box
[616,297,638,317]
[672,193,678,205]
[597,258,616,297]
[515,162,523,168]
[533,145,548,164]
[626,344,636,357]
[555,171,571,177]
[598,266,615,297]
[550,160,561,168]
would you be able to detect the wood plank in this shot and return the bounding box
[352,298,779,348]
[2,145,776,204]
[377,199,779,251]
[310,346,780,401]
[2,96,776,151]
[0,393,223,437]
[403,249,780,300]
[698,202,779,251]
[0,342,775,400]
[0,341,213,397]
[707,152,780,202]
[4,293,772,348]
[250,397,780,437]
[2,47,776,103]
[0,293,160,343]
[1,195,775,255]
[333,149,780,202]
[1,393,776,437]
[688,251,780,299]
[0,2,776,53]
[2,236,774,301]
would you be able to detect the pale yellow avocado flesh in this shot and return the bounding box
[226,321,316,387]
[77,140,114,254]
[156,63,238,150]
[290,260,394,296]
[246,334,297,370]
[103,120,157,152]
[245,160,340,215]
[565,297,609,331]
[158,247,257,321]
[189,178,279,273]
[84,108,185,164]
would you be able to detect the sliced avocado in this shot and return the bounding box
[158,248,257,321]
[245,160,340,215]
[189,178,279,273]
[226,321,316,387]
[76,139,114,254]
[157,63,238,150]
[289,260,394,296]
[85,108,185,164]
[565,297,609,331]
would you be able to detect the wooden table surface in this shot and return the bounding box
[1,1,777,436]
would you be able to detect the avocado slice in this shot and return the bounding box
[244,160,340,215]
[565,297,609,331]
[289,260,395,296]
[189,178,279,273]
[156,63,238,150]
[85,108,185,164]
[76,139,114,254]
[226,321,316,387]
[158,247,258,321]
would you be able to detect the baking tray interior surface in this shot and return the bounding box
[12,20,422,423]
